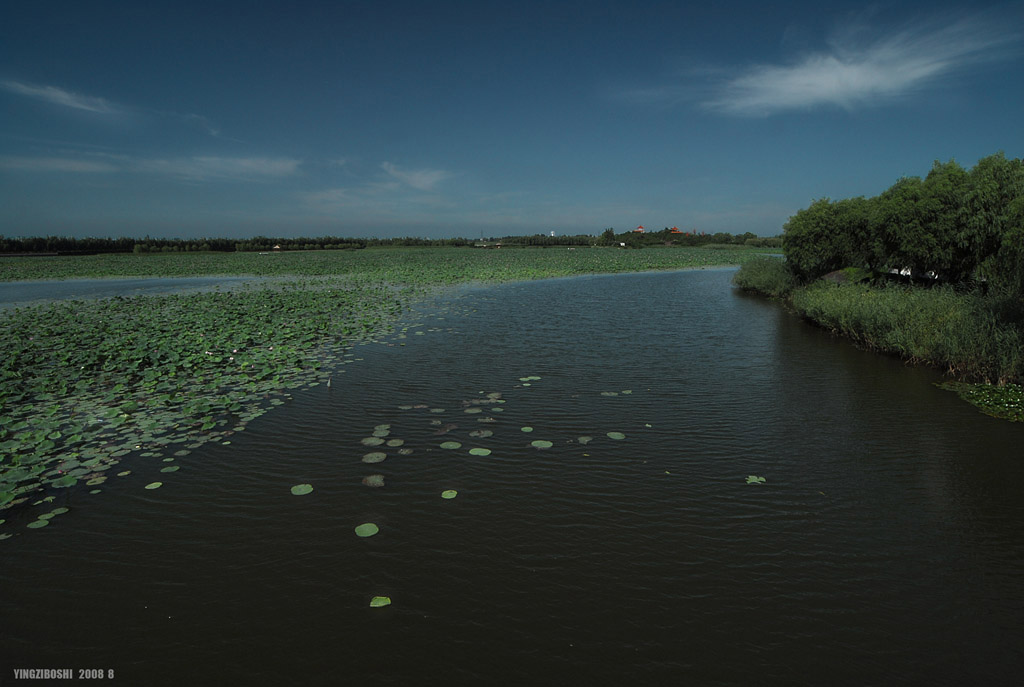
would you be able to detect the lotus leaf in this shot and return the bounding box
[354,522,379,537]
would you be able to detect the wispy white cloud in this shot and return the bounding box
[2,79,234,141]
[302,163,460,219]
[138,156,301,180]
[302,180,457,217]
[704,11,1020,116]
[380,161,452,190]
[173,113,221,137]
[0,155,119,172]
[1,79,119,113]
[1,151,300,181]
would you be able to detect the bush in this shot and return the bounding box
[731,257,797,297]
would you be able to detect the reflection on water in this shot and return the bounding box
[2,268,1023,686]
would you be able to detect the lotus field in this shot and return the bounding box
[0,246,754,526]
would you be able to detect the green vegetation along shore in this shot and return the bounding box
[0,246,755,518]
[733,152,1024,422]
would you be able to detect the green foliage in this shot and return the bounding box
[782,153,1024,292]
[731,257,797,297]
[744,236,783,248]
[782,198,857,280]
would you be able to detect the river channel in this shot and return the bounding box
[2,268,1023,686]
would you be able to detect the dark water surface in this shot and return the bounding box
[3,268,1023,686]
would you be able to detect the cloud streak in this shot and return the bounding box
[0,155,119,173]
[302,162,459,218]
[1,152,300,181]
[1,79,119,114]
[139,156,300,180]
[701,10,1020,116]
[380,161,452,190]
[2,79,234,141]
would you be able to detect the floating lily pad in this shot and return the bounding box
[464,407,482,414]
[468,448,491,456]
[291,483,314,495]
[577,436,593,444]
[521,426,534,433]
[600,391,619,397]
[369,595,391,607]
[362,474,385,488]
[606,432,626,440]
[354,522,379,537]
[372,429,390,438]
[621,390,632,394]
[385,439,404,447]
[50,507,69,516]
[374,424,391,431]
[746,476,767,484]
[160,466,180,473]
[531,440,553,449]
[362,452,387,464]
[469,429,493,438]
[361,437,385,446]
[26,519,49,529]
[144,482,162,490]
[441,489,458,499]
[440,441,462,450]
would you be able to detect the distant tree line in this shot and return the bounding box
[0,235,465,254]
[0,229,781,255]
[596,227,780,249]
[783,152,1024,296]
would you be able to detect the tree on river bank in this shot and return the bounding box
[782,152,1024,296]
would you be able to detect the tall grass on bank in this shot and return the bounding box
[791,282,1023,384]
[731,257,796,297]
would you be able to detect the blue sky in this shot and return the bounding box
[2,0,1021,239]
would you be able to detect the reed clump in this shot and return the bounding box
[790,281,1024,385]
